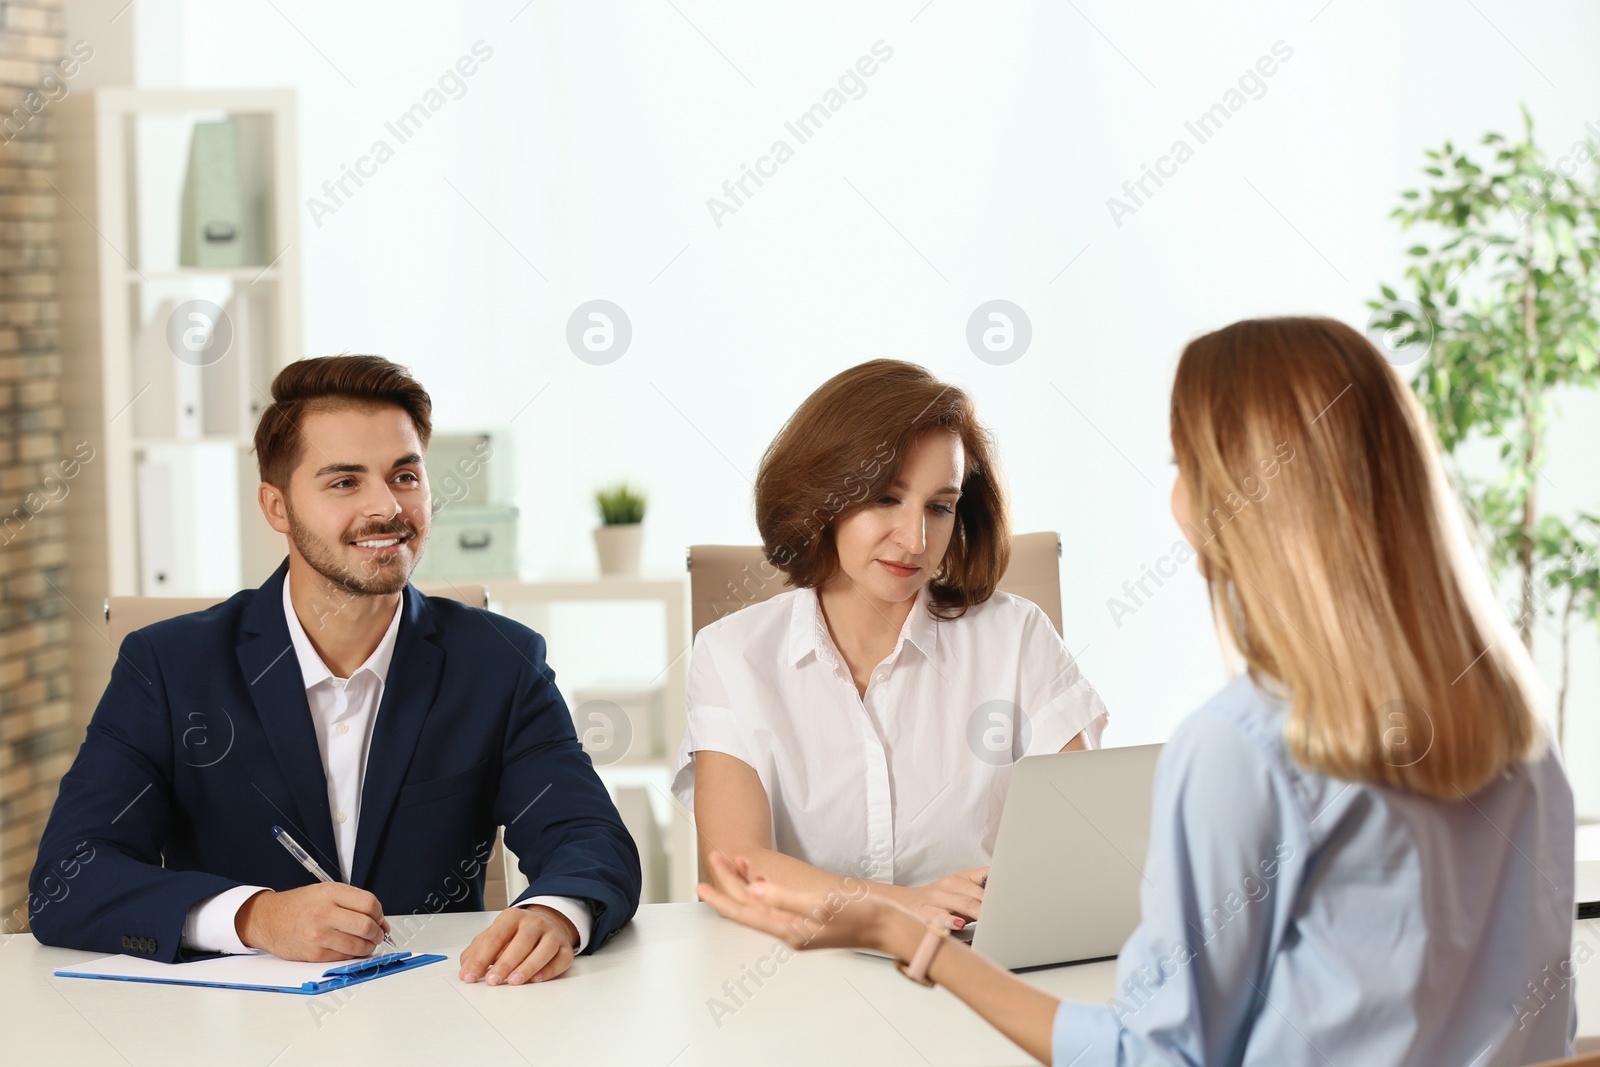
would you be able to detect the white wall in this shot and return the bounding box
[78,0,1600,810]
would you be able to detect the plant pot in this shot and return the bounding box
[594,523,644,576]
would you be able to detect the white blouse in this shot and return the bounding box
[672,584,1109,887]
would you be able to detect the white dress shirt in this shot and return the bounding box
[672,584,1109,886]
[181,576,592,954]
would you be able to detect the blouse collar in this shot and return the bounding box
[786,582,939,668]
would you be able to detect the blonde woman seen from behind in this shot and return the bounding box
[698,318,1575,1066]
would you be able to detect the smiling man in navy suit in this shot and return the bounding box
[31,354,640,986]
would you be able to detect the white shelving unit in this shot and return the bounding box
[56,88,302,730]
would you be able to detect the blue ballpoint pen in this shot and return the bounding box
[272,825,397,948]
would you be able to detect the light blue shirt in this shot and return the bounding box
[1054,674,1576,1066]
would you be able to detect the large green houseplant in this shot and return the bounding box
[1369,106,1600,749]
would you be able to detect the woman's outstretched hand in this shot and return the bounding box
[698,851,1057,1065]
[696,852,921,957]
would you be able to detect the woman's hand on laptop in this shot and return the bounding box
[889,868,987,931]
[698,851,919,956]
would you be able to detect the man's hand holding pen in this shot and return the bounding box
[234,883,393,962]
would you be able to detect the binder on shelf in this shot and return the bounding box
[179,120,246,269]
[54,950,446,995]
[135,445,246,596]
[135,459,177,592]
[132,297,203,441]
[199,290,265,437]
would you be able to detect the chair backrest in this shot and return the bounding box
[1526,1050,1600,1066]
[687,530,1064,639]
[102,583,510,909]
[105,597,221,653]
[416,583,490,611]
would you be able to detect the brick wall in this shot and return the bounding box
[0,0,72,933]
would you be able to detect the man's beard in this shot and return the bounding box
[284,501,425,598]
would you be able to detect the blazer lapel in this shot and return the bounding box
[350,584,446,889]
[236,561,341,879]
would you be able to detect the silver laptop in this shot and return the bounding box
[1578,859,1600,920]
[964,743,1163,971]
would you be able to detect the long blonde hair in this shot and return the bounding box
[1170,317,1542,799]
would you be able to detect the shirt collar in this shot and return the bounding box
[282,572,404,689]
[787,583,939,668]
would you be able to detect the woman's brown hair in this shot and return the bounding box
[755,359,1010,620]
[1171,316,1542,799]
[253,354,433,489]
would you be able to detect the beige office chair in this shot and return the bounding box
[101,582,518,910]
[1530,1049,1600,1065]
[687,530,1064,639]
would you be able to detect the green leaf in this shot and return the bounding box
[1372,111,1600,652]
[595,483,647,525]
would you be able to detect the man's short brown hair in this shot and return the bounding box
[253,354,433,488]
[755,359,1010,619]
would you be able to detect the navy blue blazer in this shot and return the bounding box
[30,561,641,962]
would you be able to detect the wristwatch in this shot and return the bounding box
[895,923,951,987]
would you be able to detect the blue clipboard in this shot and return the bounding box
[55,950,447,995]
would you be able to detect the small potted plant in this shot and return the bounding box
[594,483,646,576]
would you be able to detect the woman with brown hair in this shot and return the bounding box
[672,359,1109,931]
[698,320,1576,1065]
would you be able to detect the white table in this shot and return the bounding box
[8,906,1600,1066]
